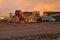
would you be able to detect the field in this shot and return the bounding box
[0,22,60,40]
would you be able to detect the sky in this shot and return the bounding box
[0,0,60,16]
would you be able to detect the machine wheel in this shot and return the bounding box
[12,15,21,23]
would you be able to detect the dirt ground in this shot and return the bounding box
[0,22,60,40]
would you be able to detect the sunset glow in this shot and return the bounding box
[35,3,55,15]
[0,0,60,16]
[0,0,4,4]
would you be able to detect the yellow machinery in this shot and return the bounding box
[9,10,40,23]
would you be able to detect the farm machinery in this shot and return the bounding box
[9,10,40,23]
[0,10,56,23]
[9,10,56,23]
